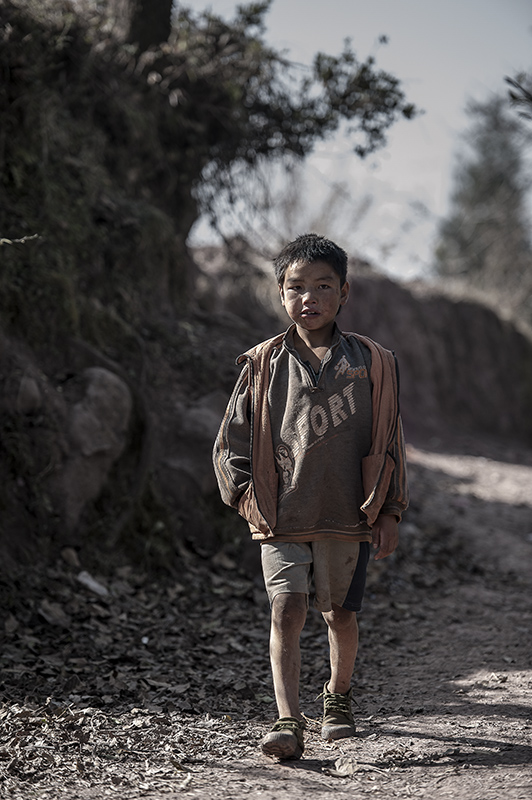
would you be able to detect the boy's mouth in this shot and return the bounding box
[301,310,319,316]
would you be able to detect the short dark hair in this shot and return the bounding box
[273,233,348,286]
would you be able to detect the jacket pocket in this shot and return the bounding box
[237,482,272,535]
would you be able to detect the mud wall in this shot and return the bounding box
[340,270,532,443]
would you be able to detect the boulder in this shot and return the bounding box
[47,367,132,532]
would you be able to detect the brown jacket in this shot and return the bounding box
[213,327,408,540]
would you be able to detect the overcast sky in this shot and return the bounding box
[184,0,532,279]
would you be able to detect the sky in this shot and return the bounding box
[184,0,532,279]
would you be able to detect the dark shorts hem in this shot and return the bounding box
[341,541,370,612]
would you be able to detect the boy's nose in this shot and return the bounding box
[302,290,317,303]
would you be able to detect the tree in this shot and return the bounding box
[108,0,173,51]
[434,95,532,321]
[162,1,416,248]
[0,0,418,339]
[506,72,532,122]
[165,5,415,168]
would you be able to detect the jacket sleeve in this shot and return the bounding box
[212,365,252,508]
[379,414,409,521]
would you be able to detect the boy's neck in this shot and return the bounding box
[294,323,336,352]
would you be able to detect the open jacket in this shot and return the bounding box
[213,327,408,541]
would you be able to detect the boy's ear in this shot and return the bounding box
[340,280,350,305]
[278,284,285,306]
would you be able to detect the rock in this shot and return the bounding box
[76,570,109,597]
[61,547,81,568]
[69,367,132,458]
[177,392,228,442]
[164,390,228,494]
[47,367,133,532]
[16,374,42,414]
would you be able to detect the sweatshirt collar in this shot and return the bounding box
[282,322,343,353]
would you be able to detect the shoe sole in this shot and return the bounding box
[321,724,356,741]
[262,735,303,760]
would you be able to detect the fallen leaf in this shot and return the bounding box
[38,599,71,628]
[5,613,19,634]
[333,755,360,776]
[178,774,193,790]
[77,570,109,597]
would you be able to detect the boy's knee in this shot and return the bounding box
[322,603,356,630]
[271,592,307,631]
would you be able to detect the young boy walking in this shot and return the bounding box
[213,233,408,759]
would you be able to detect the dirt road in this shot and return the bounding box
[1,438,531,799]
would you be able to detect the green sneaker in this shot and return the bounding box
[320,682,356,741]
[261,716,305,760]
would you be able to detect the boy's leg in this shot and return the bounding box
[260,543,311,759]
[269,592,308,718]
[260,542,312,717]
[312,539,369,739]
[261,592,307,759]
[322,603,359,694]
[320,603,358,740]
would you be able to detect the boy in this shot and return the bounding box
[213,233,408,760]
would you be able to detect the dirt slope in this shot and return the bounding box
[1,434,531,799]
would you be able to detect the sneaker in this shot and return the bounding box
[320,682,356,741]
[261,716,305,760]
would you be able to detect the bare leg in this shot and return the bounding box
[269,592,308,718]
[321,603,358,693]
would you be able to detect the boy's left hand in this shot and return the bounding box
[372,514,399,560]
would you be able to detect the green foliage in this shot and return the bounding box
[434,95,532,323]
[0,0,417,348]
[312,42,416,157]
[0,406,60,558]
[164,4,417,185]
[506,72,532,122]
[0,0,190,349]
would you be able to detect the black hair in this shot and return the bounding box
[273,233,348,286]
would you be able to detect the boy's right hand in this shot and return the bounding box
[371,514,399,560]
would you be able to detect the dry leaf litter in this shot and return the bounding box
[1,441,532,799]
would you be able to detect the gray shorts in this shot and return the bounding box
[260,540,370,613]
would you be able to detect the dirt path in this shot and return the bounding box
[1,439,532,799]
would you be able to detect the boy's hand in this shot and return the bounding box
[372,514,399,560]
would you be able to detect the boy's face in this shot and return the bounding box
[279,260,349,334]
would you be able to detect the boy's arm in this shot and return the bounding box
[378,415,409,521]
[212,366,252,508]
[371,411,408,559]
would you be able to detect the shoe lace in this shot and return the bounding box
[320,691,351,714]
[272,717,305,732]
